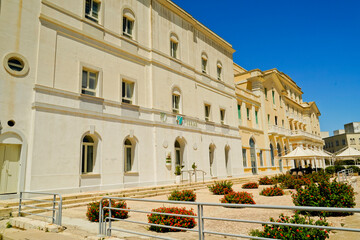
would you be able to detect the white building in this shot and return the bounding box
[0,0,243,194]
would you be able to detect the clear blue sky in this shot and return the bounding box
[172,0,360,134]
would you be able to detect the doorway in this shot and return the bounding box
[0,144,21,194]
[249,138,257,174]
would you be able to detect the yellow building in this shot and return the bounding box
[234,67,324,175]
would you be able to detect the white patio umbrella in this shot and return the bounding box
[281,146,319,171]
[336,146,360,165]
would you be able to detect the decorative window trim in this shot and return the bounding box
[79,63,103,97]
[170,33,179,59]
[122,80,135,104]
[122,8,135,39]
[220,108,226,124]
[84,0,102,24]
[120,74,137,105]
[3,53,29,76]
[216,61,222,80]
[204,103,211,121]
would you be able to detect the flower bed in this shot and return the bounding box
[242,182,259,189]
[258,176,274,185]
[260,186,284,196]
[86,200,129,222]
[220,191,256,205]
[250,213,330,239]
[147,207,196,232]
[168,189,196,202]
[292,180,355,216]
[208,180,233,195]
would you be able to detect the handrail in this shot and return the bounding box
[98,196,360,239]
[19,191,62,226]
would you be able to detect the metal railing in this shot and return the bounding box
[98,197,360,239]
[19,191,62,225]
[181,169,206,183]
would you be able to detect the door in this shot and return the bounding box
[249,139,257,174]
[0,144,21,194]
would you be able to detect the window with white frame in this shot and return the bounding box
[220,108,225,124]
[170,35,179,59]
[172,94,180,113]
[123,10,135,38]
[82,135,95,174]
[217,62,222,80]
[85,0,100,23]
[204,104,211,121]
[82,69,98,96]
[201,54,208,74]
[124,139,134,172]
[242,148,247,167]
[122,80,134,104]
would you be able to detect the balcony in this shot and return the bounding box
[268,125,292,136]
[290,130,323,141]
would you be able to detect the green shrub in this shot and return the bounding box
[220,191,256,205]
[292,180,356,216]
[86,200,129,222]
[307,171,330,183]
[271,174,291,184]
[260,185,284,196]
[258,176,274,185]
[325,166,335,175]
[168,189,196,202]
[280,176,311,189]
[335,165,345,173]
[249,213,330,239]
[147,207,196,232]
[208,180,233,195]
[347,165,360,174]
[335,160,355,166]
[242,182,259,189]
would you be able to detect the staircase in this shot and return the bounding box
[0,175,263,219]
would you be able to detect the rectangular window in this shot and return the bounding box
[204,104,211,121]
[279,96,282,106]
[170,41,178,58]
[246,108,250,120]
[242,148,247,167]
[85,0,100,23]
[342,139,346,145]
[259,150,263,166]
[264,88,268,99]
[336,140,339,146]
[267,114,270,124]
[172,94,180,113]
[202,58,207,73]
[282,120,284,127]
[220,109,225,124]
[123,17,134,37]
[272,90,275,104]
[237,104,241,120]
[82,69,98,96]
[255,110,258,124]
[275,116,278,125]
[122,81,134,104]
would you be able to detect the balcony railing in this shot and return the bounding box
[268,125,292,136]
[291,129,322,141]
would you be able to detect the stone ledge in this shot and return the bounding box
[9,217,64,233]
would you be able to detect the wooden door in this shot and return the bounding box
[0,144,21,194]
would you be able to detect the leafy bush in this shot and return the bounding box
[249,213,330,239]
[168,189,196,202]
[220,191,256,205]
[86,200,129,222]
[325,166,335,175]
[208,180,233,195]
[242,182,259,189]
[307,172,330,183]
[335,165,346,173]
[258,176,274,185]
[260,185,284,196]
[271,174,290,184]
[280,176,311,189]
[147,207,196,232]
[335,160,355,166]
[347,165,360,174]
[292,180,356,216]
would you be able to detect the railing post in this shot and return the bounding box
[52,195,56,224]
[18,192,22,217]
[58,194,62,226]
[197,204,203,240]
[107,199,112,236]
[200,204,205,240]
[99,198,103,236]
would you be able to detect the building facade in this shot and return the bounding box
[0,0,323,195]
[323,122,360,153]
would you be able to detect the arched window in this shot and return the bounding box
[216,61,222,80]
[225,145,230,175]
[201,53,208,74]
[270,144,275,166]
[175,140,182,166]
[123,9,135,38]
[124,138,135,172]
[82,135,95,173]
[170,34,179,59]
[209,144,215,176]
[172,88,181,114]
[249,138,257,174]
[277,143,282,157]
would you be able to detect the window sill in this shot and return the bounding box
[80,94,104,103]
[170,56,182,64]
[121,102,139,110]
[83,16,104,29]
[81,173,101,178]
[124,172,139,176]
